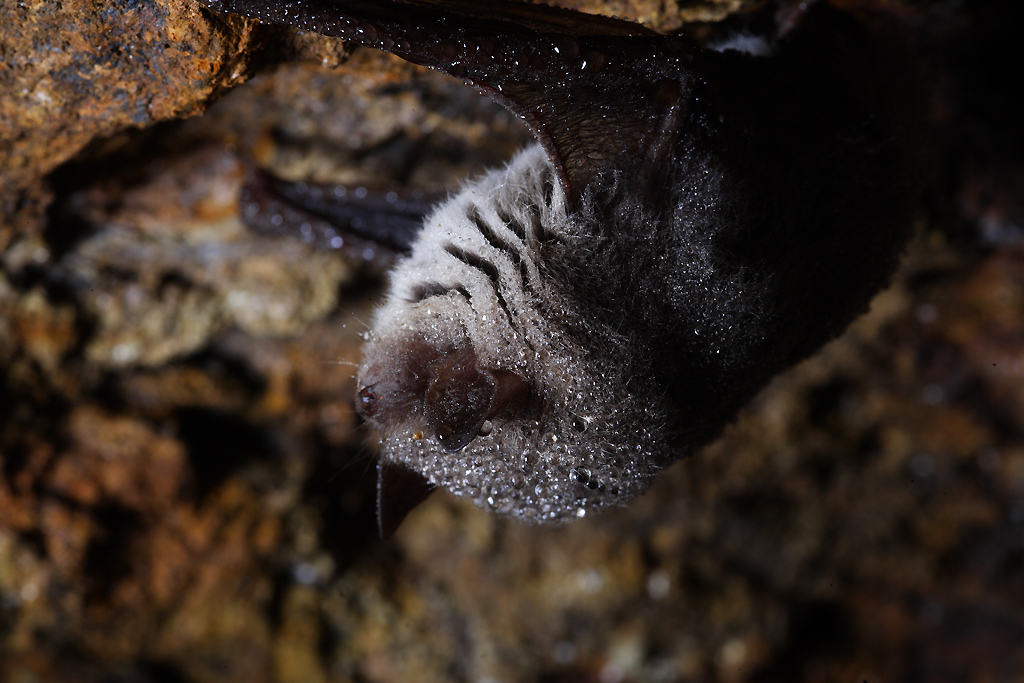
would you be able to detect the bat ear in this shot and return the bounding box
[378,459,437,539]
[201,0,699,208]
[424,348,496,452]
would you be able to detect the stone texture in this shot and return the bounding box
[2,0,1023,681]
[0,0,347,246]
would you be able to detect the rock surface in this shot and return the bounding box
[0,0,355,246]
[2,0,1023,681]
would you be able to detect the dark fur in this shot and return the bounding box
[567,7,925,455]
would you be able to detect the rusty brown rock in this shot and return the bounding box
[0,0,348,246]
[52,147,353,367]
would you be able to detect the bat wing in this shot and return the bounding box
[240,166,437,257]
[202,0,700,207]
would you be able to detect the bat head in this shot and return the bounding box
[356,147,674,535]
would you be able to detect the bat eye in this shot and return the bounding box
[356,385,378,417]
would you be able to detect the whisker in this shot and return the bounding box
[326,432,377,482]
[322,359,360,368]
[347,313,372,331]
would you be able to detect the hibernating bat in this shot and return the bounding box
[201,0,927,537]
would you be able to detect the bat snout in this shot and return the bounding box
[354,357,429,425]
[356,340,528,452]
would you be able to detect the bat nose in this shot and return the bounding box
[356,344,527,449]
[353,359,428,425]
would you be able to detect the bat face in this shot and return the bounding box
[356,146,674,529]
[203,0,927,536]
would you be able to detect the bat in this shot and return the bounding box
[201,0,927,537]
